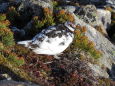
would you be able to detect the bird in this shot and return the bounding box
[17,22,76,59]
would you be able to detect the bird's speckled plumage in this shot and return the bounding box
[18,22,76,56]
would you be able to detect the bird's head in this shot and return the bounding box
[64,21,76,32]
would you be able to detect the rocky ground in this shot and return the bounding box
[0,0,115,86]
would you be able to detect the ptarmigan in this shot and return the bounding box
[17,22,76,58]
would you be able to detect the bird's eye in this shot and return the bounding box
[69,24,72,27]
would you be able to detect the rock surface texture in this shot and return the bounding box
[97,9,111,30]
[75,5,98,26]
[0,80,39,86]
[73,14,115,78]
[18,0,53,16]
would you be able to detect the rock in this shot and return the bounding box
[61,0,89,5]
[75,5,98,26]
[23,20,33,34]
[97,9,111,30]
[73,13,115,78]
[18,0,53,16]
[0,0,22,13]
[63,5,76,13]
[111,34,115,43]
[61,0,115,9]
[0,3,9,13]
[74,5,111,36]
[11,27,25,41]
[90,0,106,6]
[106,0,115,9]
[0,80,39,86]
[62,0,106,6]
[0,74,12,80]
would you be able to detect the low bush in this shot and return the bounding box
[56,9,75,23]
[73,26,102,59]
[0,14,14,46]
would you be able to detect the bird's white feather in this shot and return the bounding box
[17,40,32,47]
[17,22,75,56]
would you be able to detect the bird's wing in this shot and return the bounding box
[28,25,73,49]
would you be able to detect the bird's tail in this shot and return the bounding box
[17,40,32,47]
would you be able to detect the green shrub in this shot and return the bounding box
[0,14,6,21]
[0,13,14,46]
[52,0,58,9]
[73,26,102,59]
[7,53,25,66]
[0,28,15,46]
[7,6,19,25]
[43,8,55,26]
[0,20,10,28]
[30,8,55,36]
[0,42,4,50]
[56,9,75,23]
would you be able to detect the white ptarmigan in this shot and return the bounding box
[17,22,76,58]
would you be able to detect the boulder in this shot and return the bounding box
[97,9,111,30]
[61,0,106,6]
[63,5,76,13]
[0,80,39,86]
[61,0,115,9]
[75,5,98,26]
[74,5,111,36]
[18,0,53,16]
[106,0,115,9]
[73,13,115,78]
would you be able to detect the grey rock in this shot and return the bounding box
[0,74,12,81]
[23,20,33,32]
[63,5,76,13]
[62,0,106,5]
[0,80,39,86]
[61,0,115,9]
[18,0,53,16]
[106,0,115,9]
[11,27,25,37]
[75,5,98,26]
[74,5,111,35]
[111,34,115,43]
[97,9,111,30]
[73,13,115,78]
[10,27,25,41]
